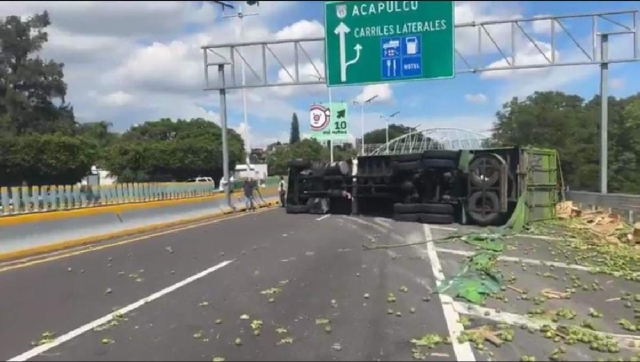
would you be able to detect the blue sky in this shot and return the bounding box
[2,1,638,148]
[216,1,640,147]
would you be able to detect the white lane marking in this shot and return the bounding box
[343,215,390,233]
[452,300,640,349]
[429,225,459,231]
[316,214,331,221]
[373,217,392,228]
[9,259,235,362]
[423,225,476,362]
[435,247,591,272]
[514,234,576,242]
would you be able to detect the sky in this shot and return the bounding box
[1,1,639,149]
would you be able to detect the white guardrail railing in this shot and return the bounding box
[566,191,640,224]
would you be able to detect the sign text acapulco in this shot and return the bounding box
[351,1,450,39]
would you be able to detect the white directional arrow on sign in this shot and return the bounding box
[335,22,350,82]
[346,44,362,68]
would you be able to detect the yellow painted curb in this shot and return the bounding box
[0,187,278,227]
[0,199,280,263]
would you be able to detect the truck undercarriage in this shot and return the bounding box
[285,146,560,226]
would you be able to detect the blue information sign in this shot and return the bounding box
[380,35,423,80]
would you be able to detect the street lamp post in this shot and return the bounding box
[221,2,259,173]
[353,94,378,155]
[380,111,400,154]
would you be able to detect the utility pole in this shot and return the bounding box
[599,33,609,195]
[222,1,259,174]
[353,94,378,155]
[380,111,400,154]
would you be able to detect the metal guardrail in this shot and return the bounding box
[566,191,640,223]
[0,176,282,216]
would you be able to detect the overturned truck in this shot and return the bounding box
[285,147,560,226]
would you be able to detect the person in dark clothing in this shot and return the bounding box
[243,178,256,211]
[278,176,286,207]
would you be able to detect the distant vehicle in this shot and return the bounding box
[186,177,215,183]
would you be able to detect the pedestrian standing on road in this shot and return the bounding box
[243,178,256,212]
[278,176,287,207]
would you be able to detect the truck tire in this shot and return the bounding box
[423,150,459,160]
[422,159,457,169]
[288,159,312,169]
[311,165,326,177]
[393,213,420,222]
[391,160,421,172]
[393,154,423,163]
[285,204,309,214]
[419,213,455,224]
[469,155,503,187]
[467,191,501,226]
[393,203,454,215]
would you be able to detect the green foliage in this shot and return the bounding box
[363,123,413,144]
[290,113,300,144]
[0,11,94,186]
[104,118,245,183]
[491,91,640,194]
[266,138,357,175]
[0,11,76,135]
[0,133,97,186]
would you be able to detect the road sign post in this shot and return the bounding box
[324,1,455,87]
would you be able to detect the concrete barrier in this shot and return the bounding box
[0,189,279,262]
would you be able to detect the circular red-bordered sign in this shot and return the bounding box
[309,104,330,131]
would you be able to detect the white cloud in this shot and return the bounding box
[354,84,393,104]
[99,91,135,107]
[275,19,324,40]
[531,15,561,34]
[480,40,559,80]
[464,93,489,104]
[274,60,326,97]
[488,34,634,105]
[454,2,524,56]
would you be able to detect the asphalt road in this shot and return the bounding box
[2,209,639,362]
[0,209,457,362]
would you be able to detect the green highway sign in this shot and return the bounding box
[324,1,455,87]
[309,102,349,140]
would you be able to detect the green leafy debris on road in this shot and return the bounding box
[436,194,527,304]
[31,331,55,346]
[277,337,294,345]
[275,327,288,334]
[101,338,115,345]
[94,312,127,332]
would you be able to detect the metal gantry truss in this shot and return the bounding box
[364,128,490,156]
[202,10,639,91]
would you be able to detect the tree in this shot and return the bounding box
[290,113,300,144]
[104,118,245,183]
[490,91,640,194]
[0,11,76,135]
[0,133,97,186]
[0,11,96,186]
[267,138,328,175]
[364,124,407,144]
[76,121,119,167]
